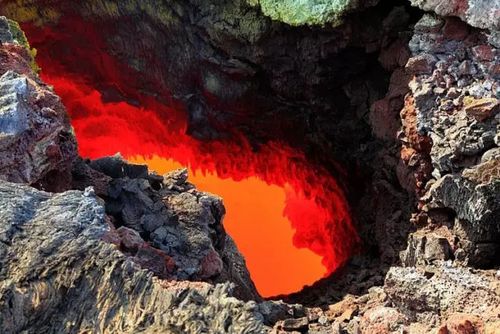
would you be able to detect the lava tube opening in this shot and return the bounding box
[18,16,360,297]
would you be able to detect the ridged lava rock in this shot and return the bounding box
[0,180,267,333]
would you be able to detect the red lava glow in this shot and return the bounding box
[21,18,359,297]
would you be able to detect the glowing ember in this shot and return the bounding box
[20,18,359,297]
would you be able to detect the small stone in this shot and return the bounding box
[163,168,189,186]
[458,60,477,76]
[446,88,460,99]
[464,97,499,121]
[414,14,444,33]
[199,249,223,279]
[141,214,164,232]
[281,317,309,332]
[117,226,144,253]
[134,245,176,278]
[424,235,452,262]
[442,17,469,40]
[434,87,446,95]
[406,53,437,75]
[472,45,494,62]
[440,99,455,112]
[151,226,168,242]
[306,307,322,322]
[438,313,484,334]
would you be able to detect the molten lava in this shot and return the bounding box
[20,18,359,297]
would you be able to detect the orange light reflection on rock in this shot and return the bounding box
[21,18,359,297]
[131,156,326,296]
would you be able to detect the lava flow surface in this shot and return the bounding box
[21,18,359,297]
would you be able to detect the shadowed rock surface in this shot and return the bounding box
[409,0,500,31]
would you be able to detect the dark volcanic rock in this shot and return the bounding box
[0,180,267,333]
[409,0,500,31]
[75,156,260,301]
[0,0,410,170]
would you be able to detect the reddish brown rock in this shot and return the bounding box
[405,53,437,75]
[443,17,469,40]
[359,306,407,334]
[399,96,433,194]
[133,245,177,279]
[199,249,224,279]
[472,45,494,62]
[116,226,145,254]
[438,313,484,334]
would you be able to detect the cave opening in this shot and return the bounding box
[19,17,359,298]
[9,0,421,299]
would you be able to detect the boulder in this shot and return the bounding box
[0,180,268,333]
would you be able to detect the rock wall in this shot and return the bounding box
[0,180,267,333]
[0,17,76,191]
[0,0,419,275]
[0,19,270,332]
[400,13,499,268]
[73,156,260,301]
[0,0,406,165]
[0,0,499,333]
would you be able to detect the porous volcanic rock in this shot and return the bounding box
[0,17,77,191]
[0,180,268,333]
[0,1,499,333]
[409,0,500,31]
[400,12,500,268]
[246,0,380,26]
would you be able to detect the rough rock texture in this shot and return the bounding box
[0,18,77,191]
[0,2,499,333]
[399,13,500,268]
[409,0,500,31]
[246,0,379,26]
[73,156,260,301]
[278,5,500,333]
[0,180,268,333]
[0,19,269,333]
[0,0,409,173]
[385,265,500,325]
[0,0,420,300]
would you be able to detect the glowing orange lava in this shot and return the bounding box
[20,18,360,297]
[131,156,326,296]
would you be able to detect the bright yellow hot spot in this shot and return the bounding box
[130,155,326,297]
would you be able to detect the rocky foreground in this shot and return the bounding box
[0,0,499,333]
